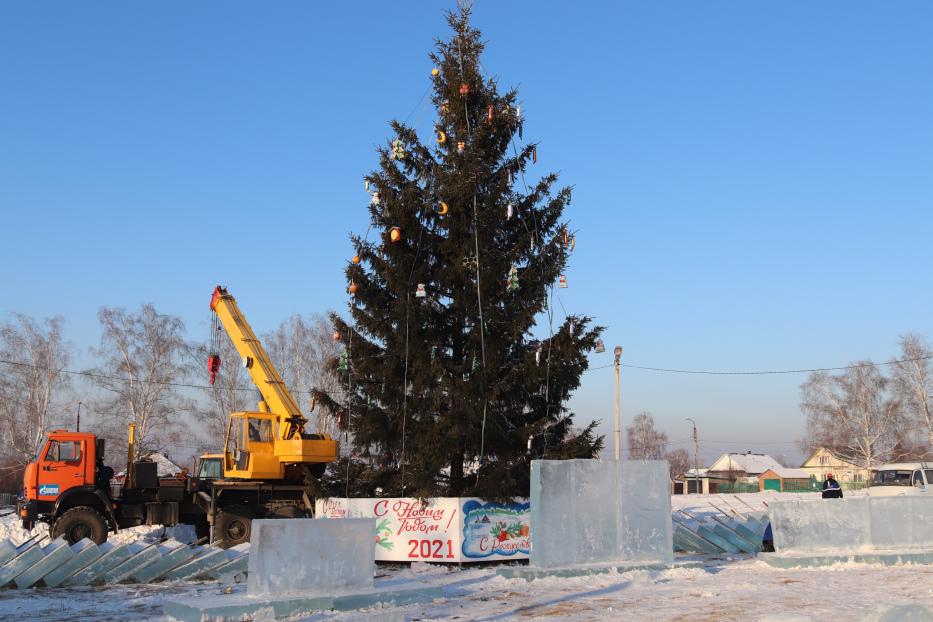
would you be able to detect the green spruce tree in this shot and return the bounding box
[316,7,604,499]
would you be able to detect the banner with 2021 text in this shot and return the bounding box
[315,497,530,563]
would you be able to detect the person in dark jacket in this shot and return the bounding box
[821,473,843,499]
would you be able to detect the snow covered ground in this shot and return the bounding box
[2,492,931,622]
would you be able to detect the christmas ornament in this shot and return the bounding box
[351,255,361,264]
[569,235,576,252]
[332,331,341,342]
[558,274,568,288]
[348,280,358,295]
[389,226,402,243]
[365,180,370,192]
[437,201,449,215]
[441,101,450,114]
[506,203,513,220]
[391,139,405,160]
[457,141,465,153]
[562,226,569,246]
[459,83,469,95]
[507,265,519,292]
[508,170,513,185]
[535,344,542,366]
[416,283,426,298]
[338,352,348,371]
[516,105,522,121]
[371,192,380,206]
[437,130,446,144]
[595,339,606,353]
[532,146,537,164]
[431,67,439,77]
[487,104,493,124]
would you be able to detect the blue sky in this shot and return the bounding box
[2,2,932,464]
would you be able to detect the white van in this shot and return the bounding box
[867,463,932,497]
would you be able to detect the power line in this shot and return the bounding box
[587,354,933,376]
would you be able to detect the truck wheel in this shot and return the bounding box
[52,507,108,545]
[214,505,253,548]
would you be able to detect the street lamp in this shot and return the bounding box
[614,346,623,461]
[686,418,699,494]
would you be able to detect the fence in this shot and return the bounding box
[715,482,760,494]
[0,492,16,507]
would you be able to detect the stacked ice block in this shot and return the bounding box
[530,459,673,568]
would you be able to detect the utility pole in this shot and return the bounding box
[613,346,623,461]
[686,418,699,494]
[76,401,82,432]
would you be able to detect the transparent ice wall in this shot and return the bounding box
[770,497,933,554]
[531,459,672,568]
[247,518,375,596]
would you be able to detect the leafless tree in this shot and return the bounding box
[891,334,933,454]
[263,313,343,437]
[800,362,901,469]
[88,305,194,463]
[0,315,73,469]
[664,448,690,480]
[626,412,668,459]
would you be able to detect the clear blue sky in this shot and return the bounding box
[2,2,932,465]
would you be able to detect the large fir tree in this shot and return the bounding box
[316,8,604,499]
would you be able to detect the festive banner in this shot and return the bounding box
[315,497,530,563]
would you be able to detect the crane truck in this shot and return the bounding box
[18,286,338,548]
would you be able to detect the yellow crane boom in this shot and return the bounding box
[208,285,336,480]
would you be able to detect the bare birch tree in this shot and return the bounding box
[89,305,194,462]
[626,412,668,459]
[800,362,901,469]
[263,313,343,437]
[891,334,933,453]
[664,448,691,480]
[0,315,73,468]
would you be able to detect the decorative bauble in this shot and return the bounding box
[457,141,465,153]
[506,203,513,220]
[431,67,439,76]
[389,227,402,243]
[595,339,606,353]
[532,145,537,163]
[437,130,446,144]
[562,226,569,246]
[558,274,568,288]
[507,265,519,292]
[351,255,361,264]
[371,192,380,206]
[487,104,493,124]
[364,180,370,192]
[332,331,341,342]
[535,344,542,367]
[459,83,469,95]
[437,201,449,215]
[391,138,405,160]
[348,281,358,294]
[441,101,450,114]
[415,283,426,298]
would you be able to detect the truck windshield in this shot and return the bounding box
[873,470,912,486]
[198,459,222,479]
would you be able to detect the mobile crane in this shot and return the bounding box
[19,286,338,548]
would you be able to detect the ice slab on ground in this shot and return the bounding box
[247,518,375,596]
[0,541,45,587]
[131,540,194,582]
[164,579,445,622]
[530,459,672,568]
[770,497,871,553]
[163,545,228,581]
[770,496,933,555]
[870,497,933,550]
[65,541,127,586]
[0,539,18,566]
[14,538,72,588]
[42,539,99,587]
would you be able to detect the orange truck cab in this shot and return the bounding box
[20,430,119,542]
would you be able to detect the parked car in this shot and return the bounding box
[867,463,932,497]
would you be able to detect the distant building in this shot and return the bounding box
[758,467,814,492]
[799,447,872,487]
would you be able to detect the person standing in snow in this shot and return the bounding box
[821,473,843,499]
